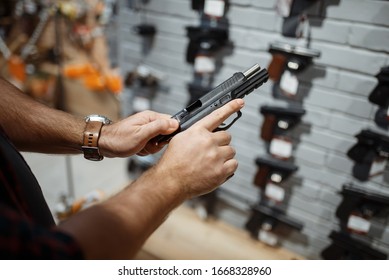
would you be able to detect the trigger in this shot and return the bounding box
[215,111,242,132]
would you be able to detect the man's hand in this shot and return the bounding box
[99,110,179,158]
[155,99,245,199]
[58,99,244,259]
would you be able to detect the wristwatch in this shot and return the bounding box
[82,114,112,161]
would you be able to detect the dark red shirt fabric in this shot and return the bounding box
[0,126,83,259]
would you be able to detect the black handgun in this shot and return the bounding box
[347,129,389,181]
[368,66,389,129]
[187,82,213,106]
[368,66,389,107]
[245,203,304,246]
[336,184,389,235]
[321,231,387,260]
[260,105,306,142]
[155,64,269,143]
[253,156,298,189]
[186,26,229,64]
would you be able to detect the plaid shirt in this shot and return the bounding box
[0,126,83,259]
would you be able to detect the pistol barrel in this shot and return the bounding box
[243,64,261,79]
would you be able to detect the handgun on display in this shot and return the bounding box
[245,203,304,246]
[321,231,387,260]
[254,157,298,204]
[253,156,298,189]
[260,105,306,142]
[336,184,389,235]
[154,64,269,143]
[347,129,389,181]
[369,66,389,107]
[268,42,320,82]
[368,66,389,129]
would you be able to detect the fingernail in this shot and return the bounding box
[236,99,244,107]
[169,119,178,128]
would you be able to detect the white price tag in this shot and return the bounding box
[280,70,299,96]
[370,158,387,177]
[270,138,293,159]
[258,230,278,246]
[347,215,371,234]
[276,0,293,17]
[265,183,285,202]
[133,96,151,112]
[204,0,225,18]
[194,56,216,74]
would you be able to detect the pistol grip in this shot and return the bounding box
[253,166,270,188]
[268,54,287,81]
[261,115,276,142]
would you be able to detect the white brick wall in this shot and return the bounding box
[119,0,389,259]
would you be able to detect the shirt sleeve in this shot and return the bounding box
[0,204,84,259]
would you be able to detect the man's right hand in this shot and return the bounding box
[155,99,245,199]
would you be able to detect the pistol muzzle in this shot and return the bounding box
[243,64,261,79]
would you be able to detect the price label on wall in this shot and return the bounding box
[204,0,225,18]
[270,137,293,159]
[280,70,299,96]
[265,183,285,203]
[347,214,371,234]
[194,56,216,74]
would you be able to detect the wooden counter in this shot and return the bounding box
[135,205,304,260]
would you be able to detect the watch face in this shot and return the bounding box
[86,114,112,125]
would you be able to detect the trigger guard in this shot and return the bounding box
[214,111,242,132]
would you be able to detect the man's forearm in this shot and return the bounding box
[0,78,84,154]
[58,164,186,259]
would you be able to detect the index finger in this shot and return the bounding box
[193,99,245,132]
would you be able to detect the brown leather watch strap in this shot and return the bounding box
[83,121,104,148]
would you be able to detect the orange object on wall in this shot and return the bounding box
[7,55,26,83]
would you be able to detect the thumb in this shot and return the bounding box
[141,118,179,140]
